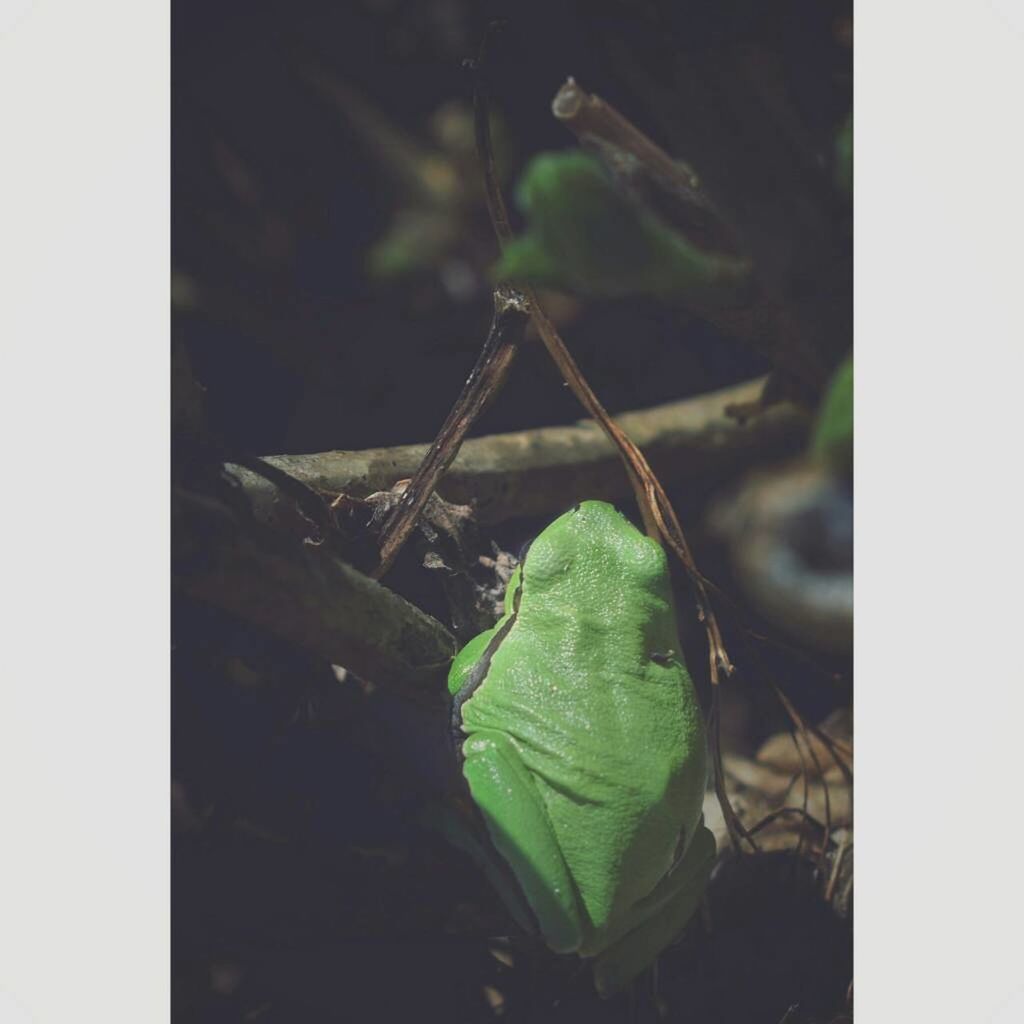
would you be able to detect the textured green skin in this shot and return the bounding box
[448,501,714,994]
[493,151,749,306]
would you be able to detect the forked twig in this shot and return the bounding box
[472,32,733,683]
[772,682,833,870]
[370,33,532,580]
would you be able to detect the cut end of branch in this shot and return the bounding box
[551,77,584,121]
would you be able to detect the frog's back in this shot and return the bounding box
[459,502,707,947]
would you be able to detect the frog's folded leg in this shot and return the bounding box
[592,822,715,996]
[461,727,586,955]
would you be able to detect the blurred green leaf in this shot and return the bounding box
[494,151,750,306]
[367,209,457,278]
[811,354,853,470]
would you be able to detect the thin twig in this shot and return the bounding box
[772,682,832,870]
[824,830,850,905]
[709,686,759,853]
[369,29,533,579]
[745,806,827,840]
[373,285,529,578]
[785,716,813,863]
[473,43,733,682]
[550,81,834,396]
[471,41,516,248]
[803,717,854,785]
[551,77,742,256]
[227,452,334,543]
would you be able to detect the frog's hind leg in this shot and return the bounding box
[461,728,586,955]
[592,823,716,997]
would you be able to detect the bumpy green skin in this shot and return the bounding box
[448,501,714,995]
[493,151,749,307]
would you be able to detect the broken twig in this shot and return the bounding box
[474,44,734,681]
[373,285,530,578]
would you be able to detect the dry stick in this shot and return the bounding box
[803,717,854,784]
[824,829,850,905]
[772,683,833,869]
[524,296,733,680]
[740,619,850,692]
[480,50,757,869]
[552,77,703,194]
[373,286,529,579]
[241,378,803,530]
[299,60,445,207]
[559,95,850,841]
[709,687,759,853]
[786,720,814,864]
[551,77,742,256]
[552,78,829,396]
[468,41,669,535]
[550,72,848,857]
[777,1001,801,1024]
[174,490,456,701]
[228,452,334,543]
[477,35,754,852]
[770,674,853,785]
[746,806,828,840]
[475,64,734,682]
[370,39,534,579]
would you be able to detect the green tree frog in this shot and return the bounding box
[448,501,715,995]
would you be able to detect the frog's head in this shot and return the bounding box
[522,501,667,594]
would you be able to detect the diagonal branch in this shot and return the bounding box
[473,48,734,681]
[174,490,456,702]
[551,77,742,256]
[373,285,529,579]
[233,378,807,532]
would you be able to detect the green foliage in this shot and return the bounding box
[367,208,456,278]
[495,151,750,306]
[811,354,853,470]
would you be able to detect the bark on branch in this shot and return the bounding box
[174,492,457,701]
[235,378,807,529]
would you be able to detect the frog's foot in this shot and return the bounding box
[592,823,716,998]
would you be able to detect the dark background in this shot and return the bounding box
[172,2,852,1021]
[172,0,851,457]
